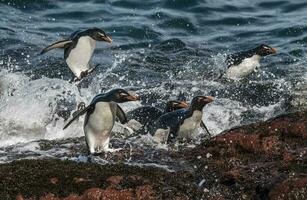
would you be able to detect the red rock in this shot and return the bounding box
[106,176,123,186]
[215,132,263,153]
[39,193,60,200]
[16,195,25,200]
[136,185,156,200]
[62,194,82,200]
[81,188,104,200]
[102,188,133,200]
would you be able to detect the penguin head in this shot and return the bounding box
[165,100,189,112]
[106,89,140,103]
[88,27,112,43]
[255,44,277,56]
[191,96,214,111]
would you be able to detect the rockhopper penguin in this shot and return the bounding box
[40,28,112,81]
[150,96,214,143]
[63,89,139,154]
[226,44,277,79]
[126,100,189,132]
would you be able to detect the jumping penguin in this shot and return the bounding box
[40,28,112,81]
[63,89,139,154]
[225,44,277,79]
[150,96,214,143]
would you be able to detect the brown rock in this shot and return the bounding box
[102,188,133,200]
[106,176,123,186]
[39,193,60,200]
[136,185,156,200]
[16,195,25,200]
[62,194,82,200]
[215,132,263,153]
[82,188,104,200]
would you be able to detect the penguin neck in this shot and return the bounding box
[187,104,205,115]
[164,105,174,113]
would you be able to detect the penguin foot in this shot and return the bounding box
[103,147,123,153]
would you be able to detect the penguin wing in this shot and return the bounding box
[226,51,255,68]
[200,121,211,136]
[226,54,244,68]
[63,104,92,130]
[40,39,73,55]
[116,105,127,124]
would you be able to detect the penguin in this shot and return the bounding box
[126,100,189,132]
[225,44,277,79]
[40,28,112,81]
[63,89,139,154]
[150,96,214,143]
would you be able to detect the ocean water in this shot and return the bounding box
[0,0,306,163]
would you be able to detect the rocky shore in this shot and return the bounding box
[0,110,306,200]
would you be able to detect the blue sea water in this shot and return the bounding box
[0,0,306,162]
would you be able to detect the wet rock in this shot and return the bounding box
[1,110,306,200]
[136,185,157,200]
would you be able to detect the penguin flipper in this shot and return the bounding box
[116,105,127,124]
[40,39,72,55]
[63,105,91,130]
[200,120,211,136]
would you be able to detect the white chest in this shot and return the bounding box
[66,36,96,77]
[85,102,115,133]
[178,110,203,138]
[226,55,261,79]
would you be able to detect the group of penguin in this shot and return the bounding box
[40,28,277,154]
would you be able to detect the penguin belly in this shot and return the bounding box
[84,102,116,154]
[226,55,261,79]
[66,36,96,78]
[177,110,203,139]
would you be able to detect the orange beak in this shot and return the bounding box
[271,48,277,54]
[178,101,189,108]
[204,96,214,103]
[103,35,112,43]
[126,94,140,101]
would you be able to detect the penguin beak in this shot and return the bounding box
[270,48,277,54]
[204,96,214,103]
[102,35,112,43]
[178,101,189,108]
[126,94,140,101]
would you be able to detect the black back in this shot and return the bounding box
[226,49,256,68]
[127,106,163,125]
[150,108,190,142]
[64,28,106,59]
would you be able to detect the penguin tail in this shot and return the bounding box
[40,39,72,55]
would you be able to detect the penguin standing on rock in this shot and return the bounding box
[63,89,139,154]
[225,44,277,79]
[150,96,214,143]
[40,28,112,81]
[126,100,189,131]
